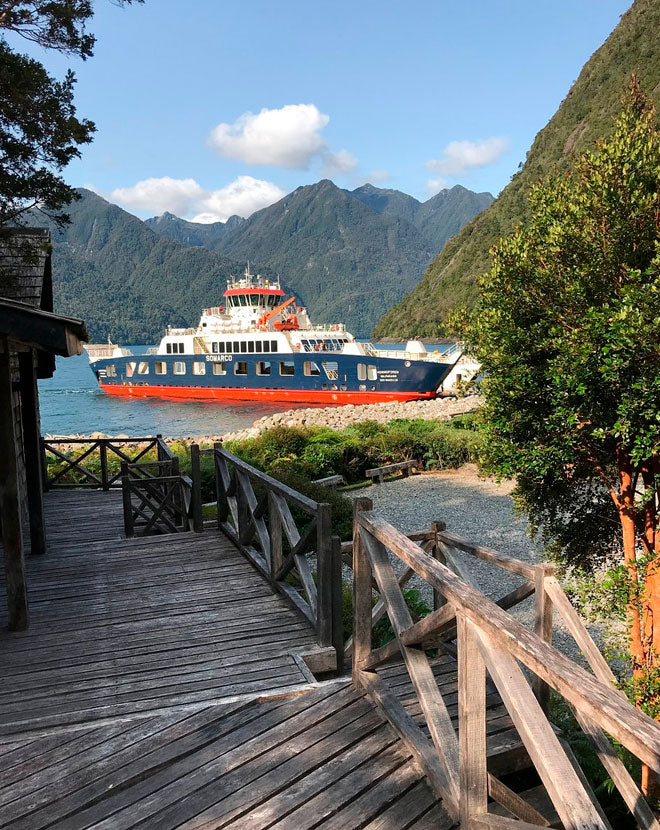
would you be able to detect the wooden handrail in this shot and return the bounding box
[352,507,660,829]
[209,446,342,673]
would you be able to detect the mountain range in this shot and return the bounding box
[45,181,491,341]
[374,0,660,338]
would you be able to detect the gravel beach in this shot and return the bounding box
[349,464,601,660]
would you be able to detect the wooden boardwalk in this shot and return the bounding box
[0,491,457,829]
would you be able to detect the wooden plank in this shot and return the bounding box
[357,510,660,774]
[458,613,487,824]
[487,775,551,826]
[360,530,460,815]
[0,342,28,630]
[437,528,537,579]
[476,628,609,830]
[533,564,554,714]
[352,497,374,687]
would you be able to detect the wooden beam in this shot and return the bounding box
[352,497,373,688]
[0,342,28,630]
[357,510,660,774]
[17,350,46,556]
[458,613,487,824]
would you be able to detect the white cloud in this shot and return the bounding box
[426,137,509,177]
[208,104,330,169]
[426,177,450,195]
[367,170,391,184]
[111,177,204,216]
[110,175,286,222]
[192,176,286,223]
[322,149,359,176]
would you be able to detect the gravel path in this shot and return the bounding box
[348,464,598,660]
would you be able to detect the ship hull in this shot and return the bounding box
[90,352,452,404]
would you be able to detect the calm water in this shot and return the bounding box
[39,343,451,437]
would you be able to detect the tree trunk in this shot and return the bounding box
[617,450,644,669]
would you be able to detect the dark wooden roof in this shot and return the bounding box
[0,297,87,357]
[0,228,52,311]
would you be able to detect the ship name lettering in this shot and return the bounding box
[206,354,233,362]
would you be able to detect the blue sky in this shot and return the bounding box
[13,0,630,222]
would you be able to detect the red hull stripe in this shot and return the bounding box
[222,288,285,297]
[99,383,437,404]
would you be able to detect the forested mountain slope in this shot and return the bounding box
[374,0,660,338]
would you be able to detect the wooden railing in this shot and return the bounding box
[351,497,660,830]
[204,444,343,671]
[121,443,202,537]
[42,435,172,490]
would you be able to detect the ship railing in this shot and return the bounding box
[201,443,343,673]
[166,326,197,336]
[144,347,158,355]
[41,434,175,490]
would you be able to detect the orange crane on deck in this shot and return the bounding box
[257,296,300,330]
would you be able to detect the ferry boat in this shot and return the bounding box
[85,268,457,404]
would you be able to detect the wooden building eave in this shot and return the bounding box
[0,297,88,359]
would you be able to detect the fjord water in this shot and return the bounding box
[38,344,452,437]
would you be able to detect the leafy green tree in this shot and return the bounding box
[463,77,660,790]
[0,0,140,226]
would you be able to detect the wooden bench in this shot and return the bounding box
[366,460,417,484]
[312,474,345,488]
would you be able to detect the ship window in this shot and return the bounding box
[304,361,320,377]
[212,362,226,375]
[235,361,248,376]
[250,294,259,306]
[248,341,255,353]
[279,361,295,376]
[211,342,218,353]
[106,364,116,377]
[155,361,166,375]
[263,340,270,353]
[217,341,225,353]
[240,341,247,353]
[126,361,136,377]
[359,384,366,392]
[179,342,185,353]
[368,365,377,381]
[193,361,206,375]
[322,361,339,380]
[174,361,186,375]
[357,363,367,381]
[233,341,240,352]
[137,361,149,375]
[166,343,172,354]
[271,340,277,351]
[257,361,271,376]
[240,295,248,307]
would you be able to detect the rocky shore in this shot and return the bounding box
[44,394,483,448]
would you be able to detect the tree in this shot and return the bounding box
[463,78,660,792]
[0,0,140,226]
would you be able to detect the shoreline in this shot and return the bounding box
[43,394,483,446]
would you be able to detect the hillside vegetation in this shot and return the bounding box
[374,0,660,338]
[146,180,492,336]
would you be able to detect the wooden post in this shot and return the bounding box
[18,351,46,556]
[533,563,554,714]
[99,440,108,490]
[316,502,333,648]
[431,520,447,612]
[0,341,28,630]
[352,497,373,687]
[121,462,134,538]
[269,489,282,583]
[190,443,203,532]
[457,612,488,824]
[213,442,224,529]
[331,535,344,675]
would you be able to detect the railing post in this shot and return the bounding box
[40,437,50,492]
[316,502,340,669]
[457,612,488,824]
[352,497,373,687]
[431,520,447,612]
[269,489,282,582]
[100,440,108,490]
[156,434,164,462]
[190,443,203,532]
[213,441,224,528]
[121,462,134,538]
[533,562,555,714]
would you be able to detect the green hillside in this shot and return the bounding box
[145,180,491,336]
[374,0,660,338]
[45,190,253,343]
